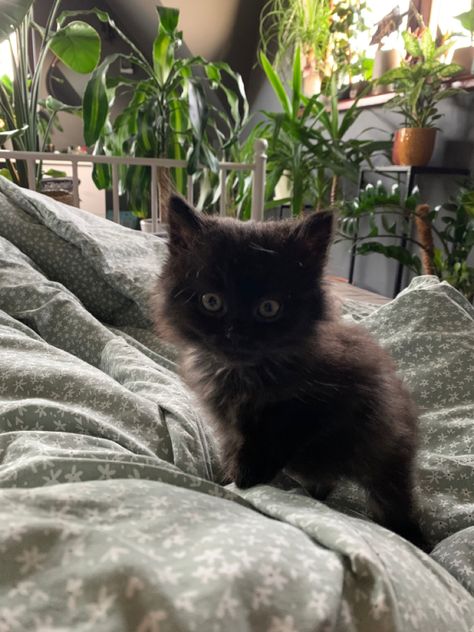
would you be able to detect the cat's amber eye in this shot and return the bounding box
[257,299,281,319]
[201,292,224,313]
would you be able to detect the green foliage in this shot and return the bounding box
[338,181,474,301]
[379,28,462,128]
[259,0,331,75]
[258,0,368,89]
[254,54,388,216]
[455,4,474,42]
[0,0,98,186]
[79,6,248,218]
[432,184,474,300]
[49,20,101,73]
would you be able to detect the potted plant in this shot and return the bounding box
[452,2,474,75]
[370,5,407,92]
[338,181,474,301]
[378,28,462,166]
[259,0,331,96]
[259,0,368,97]
[253,49,388,216]
[0,0,101,190]
[78,6,247,227]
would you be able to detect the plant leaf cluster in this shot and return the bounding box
[252,49,388,216]
[378,28,462,128]
[338,181,474,300]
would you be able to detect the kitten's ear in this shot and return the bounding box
[293,210,334,263]
[168,195,206,250]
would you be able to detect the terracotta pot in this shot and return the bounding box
[392,127,437,166]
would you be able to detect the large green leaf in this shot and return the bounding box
[157,6,179,35]
[0,0,33,42]
[291,46,301,119]
[403,31,422,58]
[49,21,101,74]
[83,54,120,146]
[153,6,180,84]
[259,51,291,116]
[455,8,474,35]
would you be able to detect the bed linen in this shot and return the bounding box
[0,176,472,631]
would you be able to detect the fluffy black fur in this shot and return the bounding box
[152,195,425,548]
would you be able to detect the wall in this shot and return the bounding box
[248,66,474,296]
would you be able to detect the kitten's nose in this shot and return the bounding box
[224,325,234,340]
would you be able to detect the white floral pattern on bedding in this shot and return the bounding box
[0,177,472,631]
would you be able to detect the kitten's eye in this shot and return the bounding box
[257,299,281,319]
[201,292,224,313]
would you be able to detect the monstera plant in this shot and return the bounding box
[0,0,101,186]
[77,6,248,221]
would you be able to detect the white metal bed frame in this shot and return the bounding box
[0,138,268,230]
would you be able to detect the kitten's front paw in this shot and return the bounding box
[233,456,279,489]
[234,466,262,489]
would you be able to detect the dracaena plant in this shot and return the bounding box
[78,6,248,220]
[251,48,388,217]
[0,0,101,186]
[378,28,462,128]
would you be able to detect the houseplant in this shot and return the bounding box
[0,0,101,188]
[338,181,474,301]
[378,27,462,166]
[452,2,474,75]
[259,0,331,95]
[78,5,248,225]
[258,0,368,96]
[251,49,388,216]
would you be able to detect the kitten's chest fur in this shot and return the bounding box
[181,347,292,420]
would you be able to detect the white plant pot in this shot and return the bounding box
[140,218,153,233]
[140,219,169,237]
[372,49,401,94]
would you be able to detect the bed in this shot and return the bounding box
[0,175,472,631]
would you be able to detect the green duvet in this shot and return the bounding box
[0,176,472,631]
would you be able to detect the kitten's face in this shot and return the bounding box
[155,197,333,363]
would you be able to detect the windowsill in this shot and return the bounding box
[337,74,474,111]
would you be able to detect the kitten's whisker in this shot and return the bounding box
[172,287,190,299]
[183,292,197,305]
[249,242,277,255]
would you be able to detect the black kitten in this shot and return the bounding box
[152,196,424,548]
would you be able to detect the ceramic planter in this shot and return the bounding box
[392,127,437,167]
[372,49,401,94]
[452,46,474,75]
[140,218,169,237]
